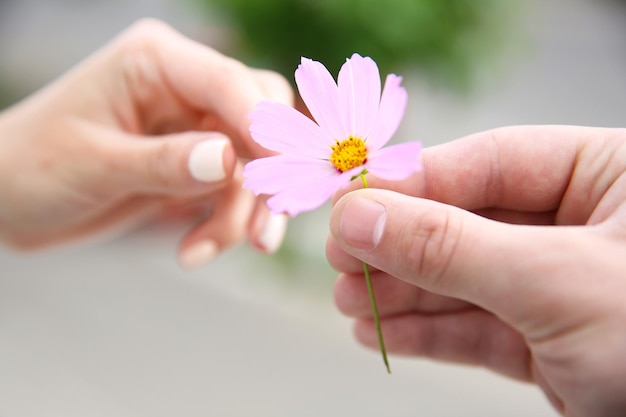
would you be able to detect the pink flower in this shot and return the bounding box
[243,53,422,216]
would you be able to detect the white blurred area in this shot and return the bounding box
[1,0,625,416]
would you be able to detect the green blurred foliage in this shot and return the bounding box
[198,0,518,89]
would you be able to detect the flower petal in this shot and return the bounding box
[337,53,381,139]
[267,172,348,216]
[366,141,422,180]
[243,155,327,195]
[366,74,408,151]
[295,57,348,140]
[249,101,331,158]
[243,154,348,216]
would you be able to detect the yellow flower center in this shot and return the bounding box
[330,136,367,173]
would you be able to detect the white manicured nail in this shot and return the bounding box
[258,214,288,253]
[188,139,228,182]
[179,240,219,269]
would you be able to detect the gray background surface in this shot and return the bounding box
[1,0,625,415]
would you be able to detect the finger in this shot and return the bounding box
[326,234,375,274]
[156,196,215,223]
[177,165,255,269]
[116,20,294,158]
[329,209,556,275]
[98,129,236,195]
[330,188,607,328]
[334,271,472,318]
[354,310,530,381]
[334,125,594,217]
[252,68,296,104]
[246,198,288,254]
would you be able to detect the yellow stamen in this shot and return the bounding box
[330,136,367,173]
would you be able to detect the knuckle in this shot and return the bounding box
[114,22,178,133]
[217,57,251,84]
[400,207,462,288]
[115,18,181,73]
[255,69,295,104]
[123,18,174,46]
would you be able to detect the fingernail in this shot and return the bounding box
[188,139,228,182]
[179,239,219,269]
[340,197,386,250]
[258,214,288,253]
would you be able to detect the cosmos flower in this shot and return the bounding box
[243,53,422,217]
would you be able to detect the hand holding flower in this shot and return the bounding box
[328,125,626,415]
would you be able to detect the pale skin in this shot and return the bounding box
[327,125,626,417]
[0,19,292,266]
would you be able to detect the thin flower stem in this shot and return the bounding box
[361,173,369,188]
[360,173,391,374]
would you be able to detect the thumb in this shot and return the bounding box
[329,188,590,321]
[99,131,236,195]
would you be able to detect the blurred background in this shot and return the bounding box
[1,0,625,416]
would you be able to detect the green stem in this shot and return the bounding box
[360,173,390,374]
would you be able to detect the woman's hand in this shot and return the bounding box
[0,19,292,267]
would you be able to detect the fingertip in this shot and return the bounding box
[175,172,256,270]
[247,200,288,254]
[330,190,387,251]
[325,234,341,270]
[258,213,288,254]
[329,191,350,239]
[333,272,380,318]
[326,233,365,274]
[333,273,354,315]
[178,239,219,270]
[188,134,236,184]
[254,68,295,106]
[353,319,379,350]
